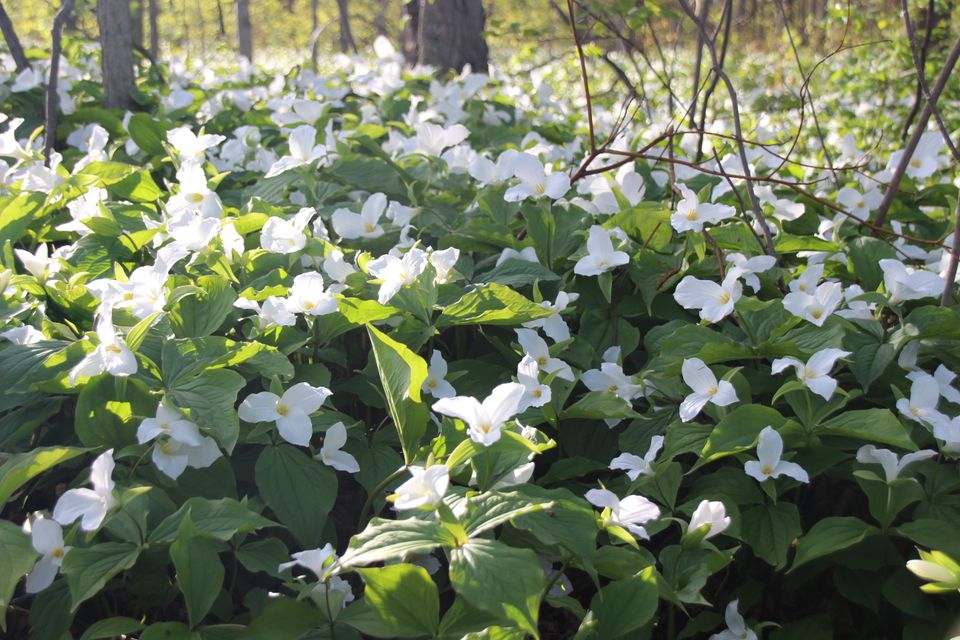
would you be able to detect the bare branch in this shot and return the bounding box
[44,0,76,168]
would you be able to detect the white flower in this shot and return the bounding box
[757,185,805,222]
[137,402,220,479]
[856,445,937,482]
[514,329,574,381]
[366,248,429,305]
[609,436,664,481]
[782,281,843,327]
[323,249,357,284]
[15,243,61,280]
[573,225,630,276]
[166,211,221,252]
[1,325,44,345]
[331,192,387,240]
[679,358,738,422]
[897,373,948,427]
[887,131,943,180]
[238,383,333,447]
[52,449,118,531]
[933,417,960,454]
[516,354,551,410]
[581,362,645,402]
[422,351,456,399]
[279,543,336,578]
[69,313,138,384]
[587,166,645,215]
[880,259,943,305]
[673,271,742,323]
[24,515,71,593]
[837,187,882,219]
[495,246,539,267]
[687,499,731,541]
[584,488,661,539]
[725,253,775,292]
[265,125,328,177]
[286,271,337,316]
[316,422,359,473]
[837,284,876,320]
[710,600,757,640]
[429,247,460,284]
[392,466,449,510]
[260,296,297,327]
[521,291,578,343]
[504,152,570,201]
[432,382,526,446]
[671,183,736,233]
[412,122,469,156]
[770,348,850,400]
[744,426,809,483]
[260,208,316,254]
[166,161,222,219]
[907,365,960,404]
[468,149,519,185]
[167,126,225,162]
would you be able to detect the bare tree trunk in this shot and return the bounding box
[0,0,29,72]
[337,0,357,53]
[374,0,388,36]
[310,0,320,67]
[402,0,488,73]
[148,0,160,57]
[97,0,136,109]
[46,0,76,166]
[130,0,144,48]
[236,0,252,61]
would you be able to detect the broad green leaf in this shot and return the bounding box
[366,324,430,464]
[740,502,802,568]
[475,259,560,287]
[0,521,37,631]
[240,597,325,640]
[168,368,245,452]
[236,538,288,577]
[791,517,878,571]
[561,391,640,420]
[817,409,916,450]
[589,566,659,639]
[127,113,168,155]
[170,529,225,628]
[62,542,140,611]
[255,445,337,548]
[356,564,440,637]
[74,376,156,448]
[848,237,897,291]
[895,519,960,560]
[438,283,553,326]
[459,490,551,537]
[449,539,544,638]
[698,405,788,466]
[170,275,238,338]
[847,340,894,392]
[79,616,145,640]
[0,340,70,394]
[0,446,86,505]
[0,192,45,246]
[336,518,457,571]
[149,497,276,543]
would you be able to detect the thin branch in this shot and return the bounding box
[566,0,596,154]
[900,0,936,141]
[0,0,29,73]
[44,0,75,167]
[942,197,960,306]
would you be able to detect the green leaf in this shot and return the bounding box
[475,259,560,287]
[366,324,430,464]
[168,368,245,452]
[62,542,141,611]
[848,237,897,291]
[79,616,145,640]
[0,521,37,631]
[561,391,640,420]
[239,597,325,640]
[170,529,225,628]
[847,340,894,392]
[817,409,916,450]
[74,376,156,448]
[449,539,544,638]
[0,446,87,505]
[895,519,960,560]
[237,538,289,577]
[459,490,551,537]
[356,564,440,637]
[336,518,457,571]
[438,283,553,326]
[0,192,45,246]
[791,517,878,571]
[127,113,169,155]
[149,497,276,543]
[740,502,802,568]
[255,445,337,548]
[589,566,659,639]
[698,405,788,466]
[170,275,238,338]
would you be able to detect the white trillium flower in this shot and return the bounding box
[887,131,943,180]
[260,208,316,254]
[316,422,360,473]
[238,383,333,447]
[392,466,450,510]
[286,271,337,316]
[671,183,736,233]
[166,161,222,219]
[933,417,960,454]
[880,259,943,305]
[428,247,460,284]
[69,313,138,384]
[897,373,948,427]
[573,225,630,276]
[581,362,645,402]
[679,358,738,422]
[53,449,118,531]
[744,426,809,483]
[265,125,328,177]
[495,246,539,267]
[856,445,937,482]
[514,328,574,381]
[687,499,731,541]
[422,351,456,399]
[432,382,526,446]
[516,354,551,410]
[673,270,743,323]
[15,243,61,280]
[710,600,757,640]
[412,122,469,156]
[24,515,71,593]
[782,281,843,326]
[366,248,429,305]
[137,403,220,479]
[504,152,570,201]
[609,435,664,481]
[468,149,520,185]
[323,248,357,284]
[1,325,44,345]
[522,291,578,343]
[331,192,387,240]
[279,543,336,578]
[907,365,960,404]
[837,284,877,320]
[584,488,661,539]
[725,253,776,292]
[167,126,225,162]
[770,348,850,400]
[837,186,882,220]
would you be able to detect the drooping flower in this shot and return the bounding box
[609,435,664,481]
[573,225,630,276]
[316,422,360,473]
[686,499,731,541]
[432,382,526,446]
[744,426,809,483]
[679,358,738,422]
[23,515,70,593]
[584,488,661,539]
[770,348,850,400]
[391,465,450,510]
[238,383,333,447]
[856,445,937,482]
[709,600,758,640]
[52,449,118,531]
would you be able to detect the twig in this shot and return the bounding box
[0,0,29,73]
[900,0,936,141]
[44,0,75,167]
[942,196,960,306]
[566,0,596,154]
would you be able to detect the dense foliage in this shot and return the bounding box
[1,29,960,640]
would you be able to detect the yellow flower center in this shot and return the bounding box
[105,344,123,354]
[685,210,697,221]
[533,388,542,398]
[608,384,619,393]
[277,404,289,416]
[910,159,921,168]
[537,356,548,367]
[761,465,774,475]
[535,183,546,195]
[427,379,438,389]
[189,192,204,203]
[304,301,315,310]
[910,406,922,416]
[480,422,491,433]
[363,223,376,233]
[719,292,731,304]
[52,548,64,558]
[810,309,823,319]
[160,441,178,454]
[708,386,718,396]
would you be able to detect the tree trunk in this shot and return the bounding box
[310,0,320,67]
[97,0,136,109]
[148,0,159,57]
[236,0,252,62]
[337,0,357,53]
[0,0,29,72]
[403,0,489,74]
[130,0,144,48]
[374,0,388,36]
